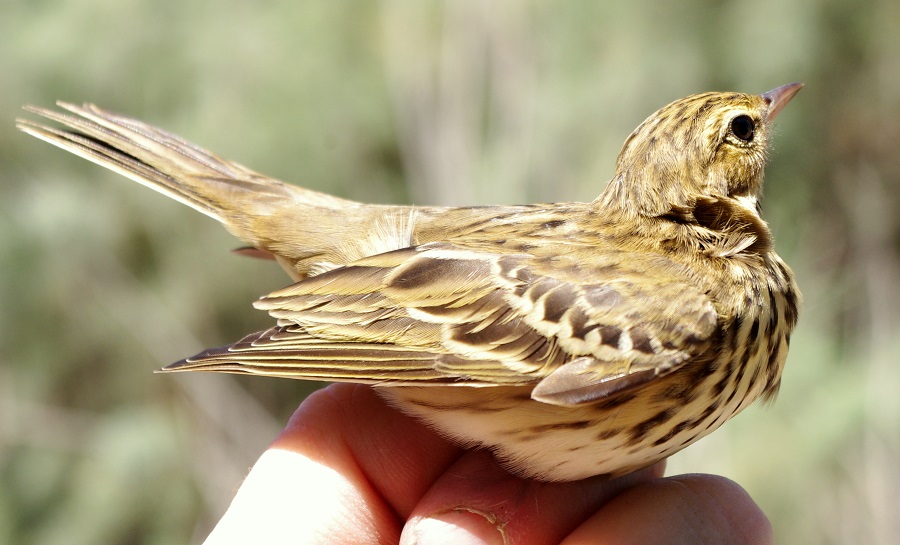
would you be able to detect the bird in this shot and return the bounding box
[18,83,802,481]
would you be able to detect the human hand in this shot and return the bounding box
[203,383,772,545]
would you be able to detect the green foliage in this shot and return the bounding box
[3,1,898,543]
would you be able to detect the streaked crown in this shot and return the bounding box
[601,84,802,217]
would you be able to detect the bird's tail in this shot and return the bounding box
[16,102,393,277]
[16,102,354,237]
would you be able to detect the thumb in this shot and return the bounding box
[401,452,664,545]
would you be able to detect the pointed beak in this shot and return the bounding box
[761,82,804,121]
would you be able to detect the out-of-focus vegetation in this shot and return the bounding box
[2,1,898,543]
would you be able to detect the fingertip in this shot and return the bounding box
[273,384,462,517]
[562,474,773,545]
[273,383,367,450]
[673,474,773,545]
[205,448,391,545]
[402,510,507,545]
[403,453,664,545]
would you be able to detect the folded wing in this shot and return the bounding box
[164,243,719,406]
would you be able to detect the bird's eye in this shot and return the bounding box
[730,115,755,142]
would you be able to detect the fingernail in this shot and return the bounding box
[404,508,507,545]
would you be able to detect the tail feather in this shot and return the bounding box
[18,102,422,278]
[16,103,351,224]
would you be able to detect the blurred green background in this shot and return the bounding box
[2,1,898,543]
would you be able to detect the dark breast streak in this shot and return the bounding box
[632,253,798,452]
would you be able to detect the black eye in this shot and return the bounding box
[730,115,755,142]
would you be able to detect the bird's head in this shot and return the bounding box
[601,83,803,218]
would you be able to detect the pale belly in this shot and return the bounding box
[377,332,782,481]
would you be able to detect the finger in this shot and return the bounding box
[401,453,665,545]
[560,474,773,545]
[275,383,463,516]
[205,384,463,545]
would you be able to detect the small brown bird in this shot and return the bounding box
[18,83,802,481]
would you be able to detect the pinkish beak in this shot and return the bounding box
[761,82,804,121]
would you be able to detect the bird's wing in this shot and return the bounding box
[164,243,719,406]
